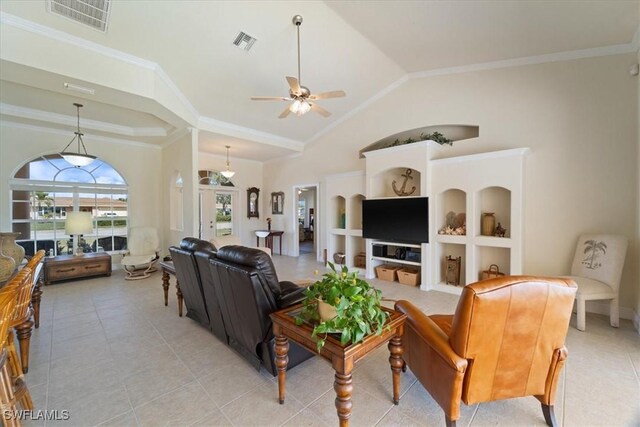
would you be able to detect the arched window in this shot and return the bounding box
[10,154,128,256]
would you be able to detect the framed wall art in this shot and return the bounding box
[271,191,284,215]
[247,187,259,218]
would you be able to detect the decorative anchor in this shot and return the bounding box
[392,169,416,196]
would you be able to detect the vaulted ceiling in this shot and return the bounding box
[1,1,638,161]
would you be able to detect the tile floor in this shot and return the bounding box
[22,253,640,426]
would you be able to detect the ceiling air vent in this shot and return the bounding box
[48,0,112,32]
[233,31,257,51]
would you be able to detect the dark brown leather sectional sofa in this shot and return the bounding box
[169,238,313,375]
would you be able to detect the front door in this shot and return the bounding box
[199,189,237,241]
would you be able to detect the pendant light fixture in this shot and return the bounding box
[59,103,96,167]
[220,145,235,179]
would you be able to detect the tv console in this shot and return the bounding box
[371,242,421,265]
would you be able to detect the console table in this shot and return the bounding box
[43,252,111,285]
[270,304,406,426]
[159,260,183,317]
[255,230,284,255]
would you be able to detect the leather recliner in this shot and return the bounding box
[168,238,227,342]
[208,245,314,375]
[395,276,577,427]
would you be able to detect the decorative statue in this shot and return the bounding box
[494,222,507,237]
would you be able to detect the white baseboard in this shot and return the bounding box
[585,300,634,319]
[585,300,638,329]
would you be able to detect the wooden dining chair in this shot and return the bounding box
[0,268,33,412]
[16,250,45,373]
[0,282,19,426]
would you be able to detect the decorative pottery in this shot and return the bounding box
[317,299,337,322]
[0,235,16,282]
[481,213,496,236]
[0,232,25,267]
[333,252,346,265]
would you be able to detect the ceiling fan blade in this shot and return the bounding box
[310,103,331,117]
[278,106,292,119]
[309,90,346,100]
[251,96,291,101]
[286,76,301,96]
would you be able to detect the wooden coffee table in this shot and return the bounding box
[270,304,406,426]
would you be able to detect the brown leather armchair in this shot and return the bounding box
[395,276,577,427]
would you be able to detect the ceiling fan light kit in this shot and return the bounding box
[289,99,311,116]
[251,14,346,118]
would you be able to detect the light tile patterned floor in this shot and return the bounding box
[21,253,640,426]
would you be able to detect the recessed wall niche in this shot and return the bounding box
[370,168,421,198]
[477,186,511,237]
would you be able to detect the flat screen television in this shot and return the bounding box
[362,197,429,244]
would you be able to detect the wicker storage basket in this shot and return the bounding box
[375,264,401,282]
[481,264,505,281]
[397,267,420,286]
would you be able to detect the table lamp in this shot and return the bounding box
[65,211,93,256]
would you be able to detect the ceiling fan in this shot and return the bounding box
[251,15,346,119]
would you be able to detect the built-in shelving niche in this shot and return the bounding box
[437,242,466,287]
[359,124,480,158]
[349,194,365,230]
[370,168,422,199]
[438,188,467,233]
[331,195,346,229]
[329,234,346,263]
[477,186,511,238]
[476,246,510,281]
[349,236,366,270]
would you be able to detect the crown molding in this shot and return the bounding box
[0,103,169,137]
[197,116,304,152]
[0,12,156,70]
[198,150,263,165]
[408,43,639,80]
[160,128,191,148]
[0,120,162,150]
[0,11,199,122]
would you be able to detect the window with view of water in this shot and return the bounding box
[10,154,128,256]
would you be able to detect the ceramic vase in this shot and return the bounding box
[0,232,25,267]
[0,235,16,282]
[481,213,496,236]
[317,299,337,322]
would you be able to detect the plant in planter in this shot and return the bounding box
[295,262,389,351]
[390,131,453,147]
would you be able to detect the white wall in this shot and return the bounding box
[161,130,198,253]
[264,53,639,317]
[0,123,162,264]
[636,46,640,331]
[198,151,263,247]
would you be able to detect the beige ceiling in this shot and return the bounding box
[0,1,638,161]
[328,1,640,73]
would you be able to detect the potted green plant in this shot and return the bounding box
[296,262,389,351]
